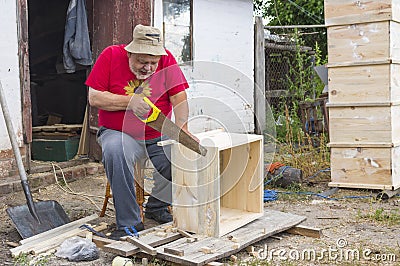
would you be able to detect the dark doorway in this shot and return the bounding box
[28,0,88,127]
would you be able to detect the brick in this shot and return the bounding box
[0,182,14,195]
[13,181,23,192]
[72,167,86,180]
[29,175,42,188]
[86,165,99,175]
[41,173,56,186]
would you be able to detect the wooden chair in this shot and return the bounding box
[99,159,149,221]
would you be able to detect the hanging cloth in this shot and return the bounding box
[63,0,93,73]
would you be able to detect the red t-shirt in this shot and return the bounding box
[85,45,189,140]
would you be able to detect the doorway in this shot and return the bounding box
[28,0,89,162]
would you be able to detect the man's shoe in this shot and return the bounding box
[145,208,172,224]
[109,222,145,240]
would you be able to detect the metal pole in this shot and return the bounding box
[0,80,39,221]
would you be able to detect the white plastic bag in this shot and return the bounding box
[55,236,99,262]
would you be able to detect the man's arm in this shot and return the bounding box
[88,87,150,116]
[169,91,189,131]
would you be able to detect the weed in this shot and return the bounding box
[358,207,400,226]
[14,253,29,266]
[271,106,330,183]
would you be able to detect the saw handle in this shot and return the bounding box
[137,97,161,123]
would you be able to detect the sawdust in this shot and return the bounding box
[0,163,399,265]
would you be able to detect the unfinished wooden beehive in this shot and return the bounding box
[326,0,400,190]
[171,131,264,237]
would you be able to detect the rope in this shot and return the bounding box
[264,190,278,202]
[264,165,290,185]
[307,168,331,179]
[50,162,113,217]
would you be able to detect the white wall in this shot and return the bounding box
[0,0,23,149]
[155,0,255,134]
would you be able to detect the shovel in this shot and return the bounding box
[0,80,70,239]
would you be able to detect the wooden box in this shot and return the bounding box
[325,0,400,26]
[328,64,400,104]
[31,137,79,162]
[327,21,400,66]
[328,105,400,145]
[171,131,264,237]
[330,146,400,190]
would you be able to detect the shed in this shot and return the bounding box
[0,0,262,182]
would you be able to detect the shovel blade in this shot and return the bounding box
[6,200,70,239]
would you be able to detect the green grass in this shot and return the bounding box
[357,207,400,226]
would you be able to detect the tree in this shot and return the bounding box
[254,0,327,58]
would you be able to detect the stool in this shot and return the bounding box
[99,159,149,221]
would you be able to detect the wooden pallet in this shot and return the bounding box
[104,209,306,265]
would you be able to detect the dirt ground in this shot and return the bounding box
[0,163,399,265]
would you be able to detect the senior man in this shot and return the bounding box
[86,24,191,239]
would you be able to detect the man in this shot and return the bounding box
[86,24,191,239]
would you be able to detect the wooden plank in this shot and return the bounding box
[164,247,184,256]
[103,229,182,257]
[328,142,394,148]
[220,141,263,213]
[327,59,392,68]
[156,209,306,266]
[254,16,266,135]
[19,214,98,245]
[172,145,220,237]
[329,105,400,144]
[327,21,400,66]
[327,64,400,104]
[13,227,80,256]
[329,182,399,190]
[11,214,98,256]
[330,146,400,189]
[325,0,400,26]
[17,0,32,144]
[286,225,322,238]
[327,102,392,107]
[90,235,116,248]
[125,236,157,256]
[33,124,82,132]
[199,132,263,151]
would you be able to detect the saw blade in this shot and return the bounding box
[147,112,207,156]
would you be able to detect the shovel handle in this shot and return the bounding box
[0,81,40,222]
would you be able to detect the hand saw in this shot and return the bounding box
[135,94,208,156]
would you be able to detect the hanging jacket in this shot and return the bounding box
[63,0,93,73]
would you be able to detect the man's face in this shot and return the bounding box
[128,53,161,80]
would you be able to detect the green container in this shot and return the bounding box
[32,138,79,162]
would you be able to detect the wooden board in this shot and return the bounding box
[103,225,182,257]
[172,132,264,237]
[32,124,82,132]
[155,209,306,266]
[327,21,400,66]
[325,0,400,26]
[328,63,400,104]
[11,214,98,257]
[328,105,400,145]
[330,146,400,190]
